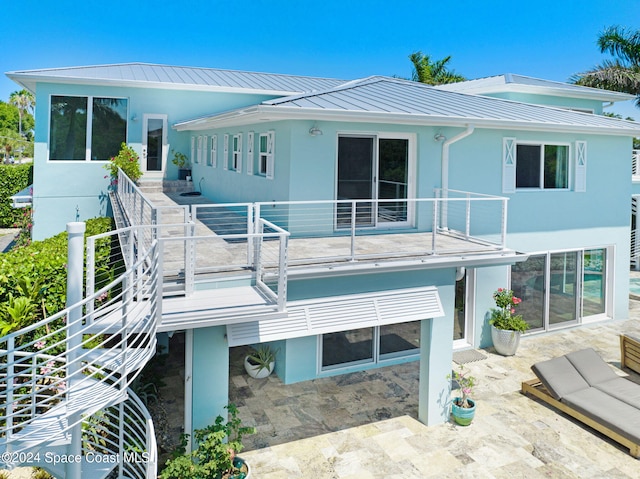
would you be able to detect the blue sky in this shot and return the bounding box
[1,0,639,117]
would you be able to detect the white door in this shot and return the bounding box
[142,114,168,178]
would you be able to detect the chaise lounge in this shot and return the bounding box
[521,347,640,458]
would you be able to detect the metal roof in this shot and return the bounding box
[434,73,635,102]
[175,76,640,135]
[6,62,346,95]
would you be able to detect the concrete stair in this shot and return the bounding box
[137,179,194,194]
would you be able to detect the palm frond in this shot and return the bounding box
[597,25,640,66]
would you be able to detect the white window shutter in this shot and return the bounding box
[210,135,217,167]
[266,131,275,180]
[196,136,203,164]
[202,135,208,165]
[191,136,196,166]
[223,134,229,170]
[575,141,587,192]
[247,132,254,175]
[502,137,516,193]
[236,133,243,174]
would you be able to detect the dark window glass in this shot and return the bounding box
[49,96,88,161]
[515,144,541,187]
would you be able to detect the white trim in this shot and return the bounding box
[195,135,203,164]
[233,133,242,173]
[266,131,275,179]
[246,131,254,175]
[209,134,217,167]
[47,93,129,162]
[223,134,229,170]
[502,137,516,194]
[190,136,196,166]
[141,114,168,178]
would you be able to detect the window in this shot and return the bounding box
[258,131,275,179]
[516,143,568,189]
[320,321,420,370]
[49,95,127,161]
[232,134,242,172]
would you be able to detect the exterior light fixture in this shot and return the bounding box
[309,125,323,136]
[434,133,446,142]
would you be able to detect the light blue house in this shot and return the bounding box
[3,63,639,478]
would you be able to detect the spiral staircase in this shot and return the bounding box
[0,223,160,478]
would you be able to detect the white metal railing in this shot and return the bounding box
[0,227,160,477]
[633,150,640,177]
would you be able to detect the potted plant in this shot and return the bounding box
[489,288,529,356]
[103,142,143,185]
[244,345,277,379]
[448,365,477,426]
[171,149,191,180]
[161,404,255,479]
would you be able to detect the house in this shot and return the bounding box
[2,63,639,478]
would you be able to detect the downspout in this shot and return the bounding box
[438,125,475,232]
[440,124,475,192]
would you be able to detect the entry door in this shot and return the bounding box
[453,268,474,349]
[142,114,168,178]
[336,135,411,228]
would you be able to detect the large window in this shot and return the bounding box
[321,322,420,370]
[516,143,568,189]
[50,95,127,161]
[511,248,609,332]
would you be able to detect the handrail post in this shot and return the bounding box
[465,193,471,239]
[185,222,195,295]
[86,236,95,327]
[65,221,85,479]
[501,198,508,249]
[278,232,288,312]
[432,199,438,254]
[248,203,255,266]
[350,201,357,261]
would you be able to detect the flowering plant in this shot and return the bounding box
[448,365,476,408]
[103,142,143,184]
[489,288,529,332]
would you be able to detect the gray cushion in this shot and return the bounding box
[565,348,619,386]
[532,356,590,400]
[595,377,640,408]
[563,387,640,444]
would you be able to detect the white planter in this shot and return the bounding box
[491,325,522,356]
[244,356,274,379]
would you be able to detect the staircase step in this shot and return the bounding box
[83,299,154,334]
[6,378,123,448]
[81,347,152,373]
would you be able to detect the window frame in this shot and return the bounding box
[209,135,217,167]
[232,133,242,173]
[48,94,129,162]
[515,141,571,191]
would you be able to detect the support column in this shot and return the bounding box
[66,222,85,479]
[418,283,455,426]
[190,326,229,436]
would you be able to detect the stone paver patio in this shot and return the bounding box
[148,299,640,478]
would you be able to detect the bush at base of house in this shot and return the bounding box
[0,163,32,228]
[0,217,114,335]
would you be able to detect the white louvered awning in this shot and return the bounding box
[226,286,444,347]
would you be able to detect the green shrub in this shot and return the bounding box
[0,217,113,345]
[104,143,143,184]
[0,163,32,227]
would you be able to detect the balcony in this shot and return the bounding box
[111,171,518,330]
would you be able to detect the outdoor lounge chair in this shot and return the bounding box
[621,334,640,375]
[521,348,640,458]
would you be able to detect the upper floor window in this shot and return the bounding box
[49,95,127,161]
[516,143,568,189]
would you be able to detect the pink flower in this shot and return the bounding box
[34,340,46,350]
[510,308,516,314]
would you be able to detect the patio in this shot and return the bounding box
[151,300,640,478]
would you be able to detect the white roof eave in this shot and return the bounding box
[173,104,640,136]
[443,83,636,102]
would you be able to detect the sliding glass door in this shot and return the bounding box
[337,134,412,228]
[511,248,609,332]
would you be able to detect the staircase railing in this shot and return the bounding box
[0,224,160,478]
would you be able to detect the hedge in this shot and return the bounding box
[0,163,33,228]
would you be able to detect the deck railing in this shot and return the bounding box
[633,150,640,177]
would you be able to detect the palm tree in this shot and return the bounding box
[9,89,35,137]
[572,26,640,106]
[409,51,466,85]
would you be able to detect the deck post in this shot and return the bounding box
[350,200,357,261]
[431,199,438,253]
[501,198,508,249]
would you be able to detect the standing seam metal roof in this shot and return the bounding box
[6,62,346,93]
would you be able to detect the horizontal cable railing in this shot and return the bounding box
[0,235,160,456]
[633,150,640,176]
